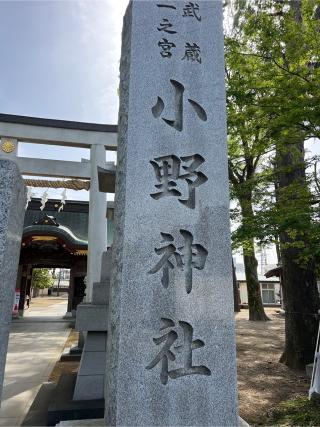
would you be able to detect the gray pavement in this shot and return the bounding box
[0,298,71,427]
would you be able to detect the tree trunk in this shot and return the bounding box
[238,195,270,321]
[243,242,270,321]
[279,244,319,369]
[232,259,241,312]
[274,234,281,265]
[276,140,320,369]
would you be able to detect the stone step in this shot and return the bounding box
[85,332,107,352]
[100,249,112,282]
[47,373,104,425]
[92,282,109,305]
[75,304,108,332]
[56,419,103,426]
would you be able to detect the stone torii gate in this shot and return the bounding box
[0,113,117,300]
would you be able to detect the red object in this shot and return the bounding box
[12,289,20,316]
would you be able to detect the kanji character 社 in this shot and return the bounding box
[146,318,211,385]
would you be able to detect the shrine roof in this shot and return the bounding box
[24,200,89,241]
[23,223,88,248]
[24,199,115,246]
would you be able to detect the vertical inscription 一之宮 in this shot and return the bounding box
[151,79,207,131]
[150,154,208,209]
[156,4,177,59]
[148,229,208,294]
[146,317,211,385]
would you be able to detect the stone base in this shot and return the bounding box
[63,312,75,319]
[60,347,82,362]
[21,382,56,426]
[56,416,248,426]
[73,332,107,400]
[73,267,109,401]
[56,420,103,426]
[75,304,108,331]
[47,374,104,426]
[70,345,84,355]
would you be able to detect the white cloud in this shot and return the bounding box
[76,0,128,123]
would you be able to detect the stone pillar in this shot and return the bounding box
[15,264,23,298]
[18,265,27,313]
[18,264,31,316]
[26,267,33,302]
[67,266,75,314]
[0,160,26,404]
[87,144,107,301]
[105,1,238,425]
[73,249,112,401]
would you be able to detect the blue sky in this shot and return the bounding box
[1,1,318,170]
[1,1,318,267]
[0,0,127,123]
[0,0,128,201]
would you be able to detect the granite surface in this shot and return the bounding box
[74,249,111,401]
[105,1,238,425]
[0,159,26,403]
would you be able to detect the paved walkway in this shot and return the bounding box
[0,298,71,427]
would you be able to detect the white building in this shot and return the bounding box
[235,267,281,306]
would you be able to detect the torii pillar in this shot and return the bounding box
[86,144,108,301]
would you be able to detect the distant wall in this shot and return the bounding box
[239,281,281,306]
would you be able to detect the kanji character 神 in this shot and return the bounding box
[146,318,211,385]
[148,229,208,293]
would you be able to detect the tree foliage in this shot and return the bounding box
[225,0,320,366]
[226,0,320,254]
[32,268,54,289]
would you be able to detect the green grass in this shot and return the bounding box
[258,395,320,426]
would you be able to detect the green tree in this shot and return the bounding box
[226,0,320,368]
[226,37,271,320]
[32,268,54,289]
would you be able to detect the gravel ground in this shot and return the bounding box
[48,307,310,425]
[237,308,310,425]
